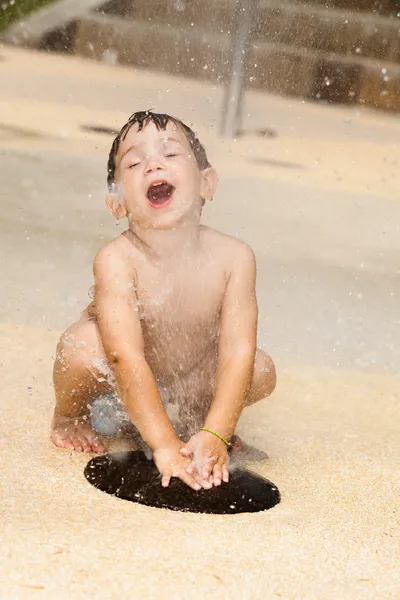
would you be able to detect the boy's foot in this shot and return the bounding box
[229,435,269,463]
[51,416,105,453]
[229,434,245,453]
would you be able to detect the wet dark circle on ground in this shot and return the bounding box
[85,451,281,515]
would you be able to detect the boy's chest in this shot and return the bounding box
[135,264,226,331]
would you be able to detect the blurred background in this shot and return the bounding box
[1,0,400,112]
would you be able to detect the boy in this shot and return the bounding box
[51,111,276,491]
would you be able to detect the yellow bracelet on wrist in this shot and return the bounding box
[200,427,231,447]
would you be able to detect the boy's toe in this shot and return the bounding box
[72,438,84,452]
[50,430,62,444]
[51,431,72,450]
[63,439,75,450]
[80,439,92,453]
[89,437,104,452]
[51,422,105,453]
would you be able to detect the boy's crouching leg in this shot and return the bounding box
[228,350,276,455]
[51,318,112,453]
[246,349,277,406]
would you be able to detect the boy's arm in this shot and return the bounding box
[204,242,258,439]
[93,247,178,452]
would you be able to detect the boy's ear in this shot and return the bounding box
[200,167,218,201]
[105,190,127,219]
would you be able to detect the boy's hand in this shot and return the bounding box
[153,441,211,491]
[180,430,230,487]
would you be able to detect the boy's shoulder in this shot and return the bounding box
[201,226,255,261]
[93,232,137,277]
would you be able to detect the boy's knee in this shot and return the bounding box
[55,322,99,372]
[255,350,277,397]
[54,338,83,376]
[58,321,99,356]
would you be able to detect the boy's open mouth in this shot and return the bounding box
[146,181,175,208]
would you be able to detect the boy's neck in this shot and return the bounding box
[128,219,202,261]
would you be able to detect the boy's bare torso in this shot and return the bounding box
[88,225,240,403]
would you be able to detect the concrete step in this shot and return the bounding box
[74,12,400,112]
[99,0,400,63]
[74,13,231,81]
[286,0,398,16]
[255,1,400,63]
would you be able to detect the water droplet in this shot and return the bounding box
[102,49,118,66]
[173,0,185,11]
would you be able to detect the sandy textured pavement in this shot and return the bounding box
[0,46,399,599]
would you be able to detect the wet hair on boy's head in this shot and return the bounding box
[107,110,211,190]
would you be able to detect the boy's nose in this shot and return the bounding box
[144,155,165,174]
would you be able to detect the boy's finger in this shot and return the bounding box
[222,464,229,483]
[184,463,210,488]
[212,464,222,486]
[201,463,213,480]
[185,461,198,475]
[180,472,201,491]
[186,465,212,489]
[197,473,212,489]
[161,472,171,488]
[179,445,193,457]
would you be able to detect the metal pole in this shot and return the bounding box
[221,0,255,138]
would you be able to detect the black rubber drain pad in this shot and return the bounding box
[85,451,280,514]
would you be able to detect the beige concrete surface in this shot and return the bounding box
[1,323,399,599]
[0,45,399,599]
